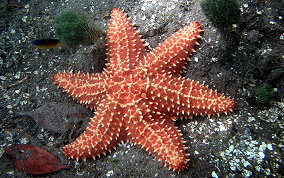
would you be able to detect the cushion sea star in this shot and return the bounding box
[53,8,237,172]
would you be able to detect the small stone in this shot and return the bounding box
[248,117,255,122]
[229,145,234,152]
[22,16,28,23]
[106,170,114,177]
[243,161,250,167]
[258,152,265,159]
[264,168,271,175]
[267,144,273,150]
[194,57,198,62]
[212,171,218,178]
[211,57,218,62]
[10,29,16,34]
[19,138,29,144]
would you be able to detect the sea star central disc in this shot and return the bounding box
[53,8,237,172]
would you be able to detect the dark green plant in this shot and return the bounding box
[54,11,91,45]
[201,0,240,27]
[256,84,275,104]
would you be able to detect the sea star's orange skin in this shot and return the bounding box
[53,8,237,172]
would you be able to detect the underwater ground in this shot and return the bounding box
[0,0,283,177]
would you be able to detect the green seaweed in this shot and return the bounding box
[54,11,92,45]
[201,0,240,27]
[256,84,275,105]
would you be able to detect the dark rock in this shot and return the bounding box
[30,102,92,134]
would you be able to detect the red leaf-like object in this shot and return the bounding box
[5,144,67,174]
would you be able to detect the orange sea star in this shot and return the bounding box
[53,8,237,171]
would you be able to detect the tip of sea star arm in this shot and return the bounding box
[63,126,120,161]
[107,7,146,69]
[52,71,105,106]
[63,99,127,162]
[214,97,238,116]
[161,155,188,172]
[52,72,65,83]
[170,161,188,172]
[125,107,190,172]
[191,21,202,29]
[112,7,123,13]
[144,21,203,76]
[227,99,238,112]
[52,72,74,89]
[224,99,238,115]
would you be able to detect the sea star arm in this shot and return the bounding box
[106,8,146,70]
[124,104,188,172]
[64,98,125,160]
[53,72,107,110]
[146,74,237,118]
[142,22,202,77]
